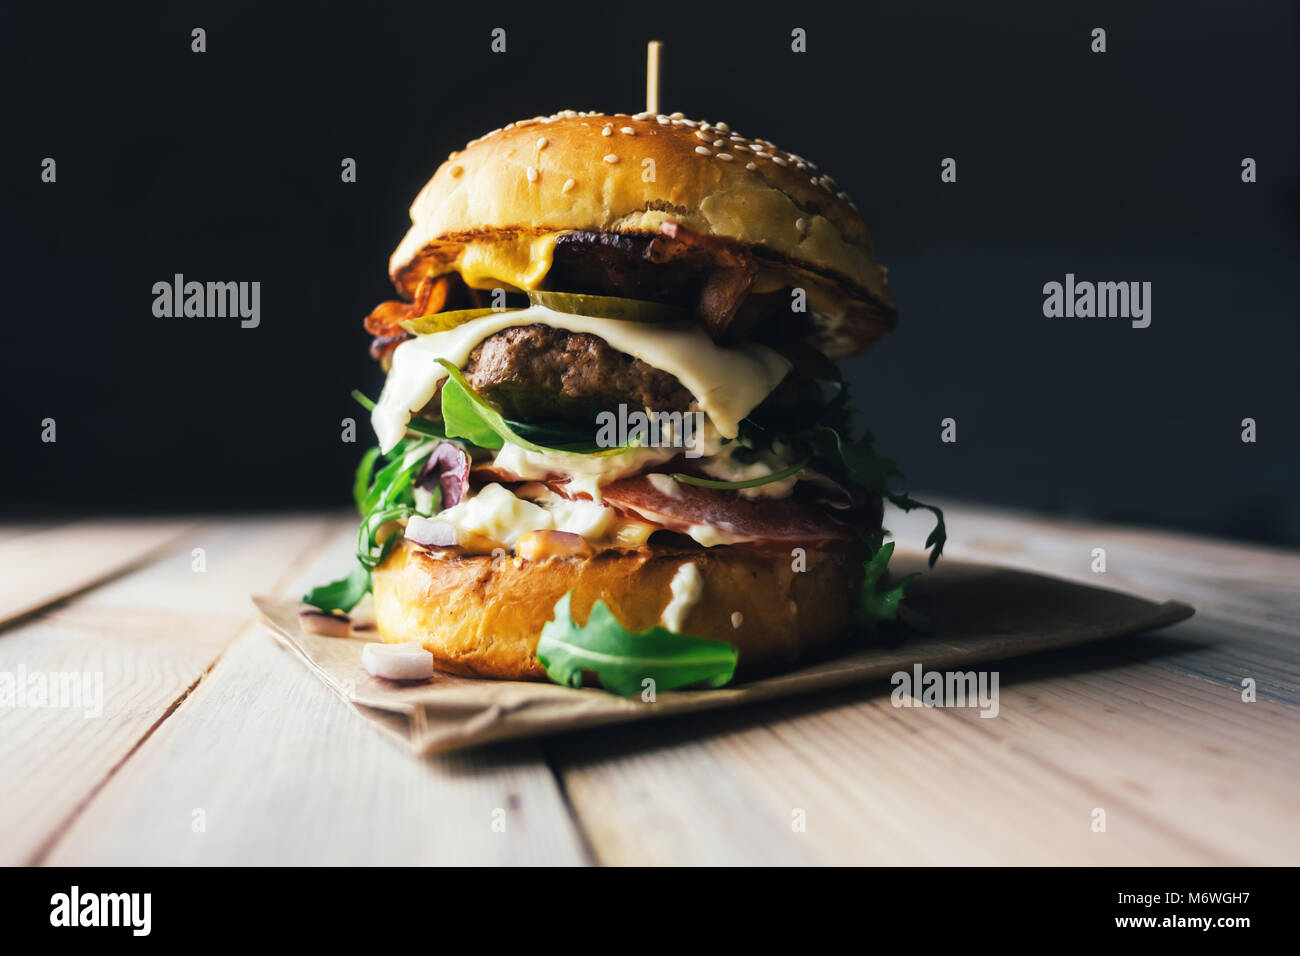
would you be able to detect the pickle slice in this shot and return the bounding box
[527,291,691,324]
[400,307,520,336]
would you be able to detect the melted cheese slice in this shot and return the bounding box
[371,304,790,453]
[453,236,559,290]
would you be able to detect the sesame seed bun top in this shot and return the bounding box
[388,110,897,357]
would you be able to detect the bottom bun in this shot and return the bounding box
[372,539,864,682]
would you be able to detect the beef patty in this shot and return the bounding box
[428,323,818,425]
[461,324,693,421]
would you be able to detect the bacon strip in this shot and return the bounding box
[599,474,859,552]
[363,275,450,338]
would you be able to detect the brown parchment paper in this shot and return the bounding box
[254,555,1194,755]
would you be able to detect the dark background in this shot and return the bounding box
[2,1,1296,545]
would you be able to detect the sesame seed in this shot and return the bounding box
[795,161,807,170]
[603,153,619,164]
[537,136,548,150]
[837,191,850,201]
[562,178,576,193]
[745,162,758,170]
[669,111,684,119]
[656,115,670,124]
[620,126,635,135]
[449,164,463,177]
[680,119,698,128]
[715,122,730,133]
[601,124,613,136]
[632,111,651,120]
[525,166,539,183]
[772,156,789,167]
[729,135,745,142]
[713,139,725,147]
[795,218,806,230]
[695,130,711,142]
[716,152,734,161]
[695,146,712,156]
[732,144,749,152]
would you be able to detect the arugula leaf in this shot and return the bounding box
[536,592,739,697]
[357,505,415,569]
[885,492,947,567]
[302,562,370,615]
[351,446,381,515]
[305,440,433,613]
[672,458,809,490]
[855,541,916,631]
[361,440,433,516]
[809,426,900,492]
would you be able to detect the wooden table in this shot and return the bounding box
[2,503,1297,866]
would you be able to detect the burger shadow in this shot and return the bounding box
[450,625,1210,775]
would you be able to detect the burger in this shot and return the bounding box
[305,109,944,696]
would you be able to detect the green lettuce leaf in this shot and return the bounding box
[434,359,619,455]
[536,592,739,697]
[436,360,510,450]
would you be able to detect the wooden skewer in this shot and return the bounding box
[646,41,662,115]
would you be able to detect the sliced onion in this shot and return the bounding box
[404,515,459,548]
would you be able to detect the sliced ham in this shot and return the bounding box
[599,475,860,552]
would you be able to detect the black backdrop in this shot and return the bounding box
[2,1,1296,544]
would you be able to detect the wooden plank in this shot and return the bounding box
[0,525,40,544]
[889,501,1300,702]
[0,517,333,865]
[44,523,591,866]
[551,648,1300,865]
[549,503,1300,864]
[0,519,201,628]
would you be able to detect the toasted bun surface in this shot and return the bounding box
[389,111,894,354]
[372,539,863,682]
